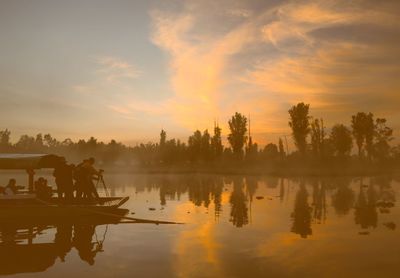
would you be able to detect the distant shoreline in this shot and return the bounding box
[100,163,400,177]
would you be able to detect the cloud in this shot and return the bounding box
[94,56,142,84]
[150,0,400,144]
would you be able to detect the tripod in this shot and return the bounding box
[96,174,110,197]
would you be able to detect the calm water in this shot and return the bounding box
[0,172,399,278]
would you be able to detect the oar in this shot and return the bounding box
[88,210,184,225]
[35,198,184,225]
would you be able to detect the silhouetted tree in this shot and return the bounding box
[245,137,258,162]
[0,129,11,152]
[44,134,59,148]
[262,143,279,161]
[289,103,310,155]
[201,130,211,161]
[228,112,248,159]
[278,138,285,159]
[211,124,223,160]
[15,135,36,152]
[373,118,393,160]
[330,124,353,157]
[188,130,202,162]
[351,112,374,159]
[310,118,325,158]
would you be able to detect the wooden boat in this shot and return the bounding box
[0,195,130,221]
[0,154,130,221]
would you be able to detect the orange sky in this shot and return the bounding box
[1,0,399,146]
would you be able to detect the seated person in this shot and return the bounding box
[0,186,5,195]
[4,179,19,195]
[35,177,53,200]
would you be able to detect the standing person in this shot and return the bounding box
[74,159,89,199]
[53,158,74,202]
[83,157,101,200]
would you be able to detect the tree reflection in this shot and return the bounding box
[291,182,312,238]
[229,177,249,228]
[331,178,354,216]
[354,182,378,229]
[312,181,326,224]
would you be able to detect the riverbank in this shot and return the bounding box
[101,161,400,177]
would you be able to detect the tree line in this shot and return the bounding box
[1,102,399,168]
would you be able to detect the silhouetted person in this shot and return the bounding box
[53,158,74,202]
[84,157,101,200]
[35,178,52,200]
[74,159,88,199]
[4,179,18,195]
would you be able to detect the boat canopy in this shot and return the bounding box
[0,154,63,170]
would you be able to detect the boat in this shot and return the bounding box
[0,154,130,221]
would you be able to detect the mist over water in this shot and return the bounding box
[1,173,399,277]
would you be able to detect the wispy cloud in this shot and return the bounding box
[94,56,142,84]
[150,0,400,144]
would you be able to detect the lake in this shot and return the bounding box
[0,172,399,277]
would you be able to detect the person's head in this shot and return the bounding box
[88,157,95,165]
[8,179,16,186]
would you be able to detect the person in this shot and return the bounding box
[36,177,53,200]
[82,157,101,200]
[74,159,89,199]
[53,158,74,202]
[4,179,19,195]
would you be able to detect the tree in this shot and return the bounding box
[201,130,211,161]
[330,124,353,157]
[188,130,202,162]
[310,118,325,158]
[278,138,285,159]
[263,143,279,160]
[0,129,11,151]
[211,124,223,160]
[351,112,374,158]
[245,136,258,162]
[158,129,167,163]
[288,103,310,155]
[15,135,36,152]
[373,118,393,160]
[43,134,59,148]
[159,129,166,148]
[228,112,248,159]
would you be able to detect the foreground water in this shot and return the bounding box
[0,173,399,278]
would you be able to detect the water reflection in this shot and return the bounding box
[0,223,104,275]
[291,181,312,238]
[113,174,398,234]
[0,174,399,277]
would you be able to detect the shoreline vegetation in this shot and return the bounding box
[1,102,399,176]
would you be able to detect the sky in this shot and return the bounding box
[0,0,399,146]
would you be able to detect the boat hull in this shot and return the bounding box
[0,196,130,222]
